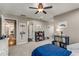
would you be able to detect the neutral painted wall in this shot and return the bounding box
[1,14,54,45]
[0,18,1,36]
[54,9,79,44]
[27,20,54,41]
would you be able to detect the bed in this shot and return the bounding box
[32,44,72,56]
[67,43,79,56]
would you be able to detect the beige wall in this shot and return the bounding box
[0,18,1,36]
[1,14,54,45]
[27,20,54,41]
[54,9,79,44]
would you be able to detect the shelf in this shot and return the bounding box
[35,31,45,42]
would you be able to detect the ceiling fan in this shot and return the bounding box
[29,3,53,14]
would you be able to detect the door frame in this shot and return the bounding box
[5,19,17,45]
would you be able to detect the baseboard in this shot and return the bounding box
[16,41,28,45]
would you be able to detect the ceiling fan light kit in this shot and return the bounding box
[37,9,44,12]
[29,3,52,14]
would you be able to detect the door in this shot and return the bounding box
[27,21,33,42]
[5,19,16,47]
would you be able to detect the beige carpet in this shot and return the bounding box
[9,39,53,56]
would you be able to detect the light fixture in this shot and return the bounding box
[37,9,44,12]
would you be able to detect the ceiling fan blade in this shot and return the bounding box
[44,6,53,9]
[43,11,47,14]
[29,7,37,9]
[35,11,39,14]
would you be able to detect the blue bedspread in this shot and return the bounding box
[32,44,72,56]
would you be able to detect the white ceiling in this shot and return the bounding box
[0,3,79,21]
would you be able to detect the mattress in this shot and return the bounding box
[32,44,72,56]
